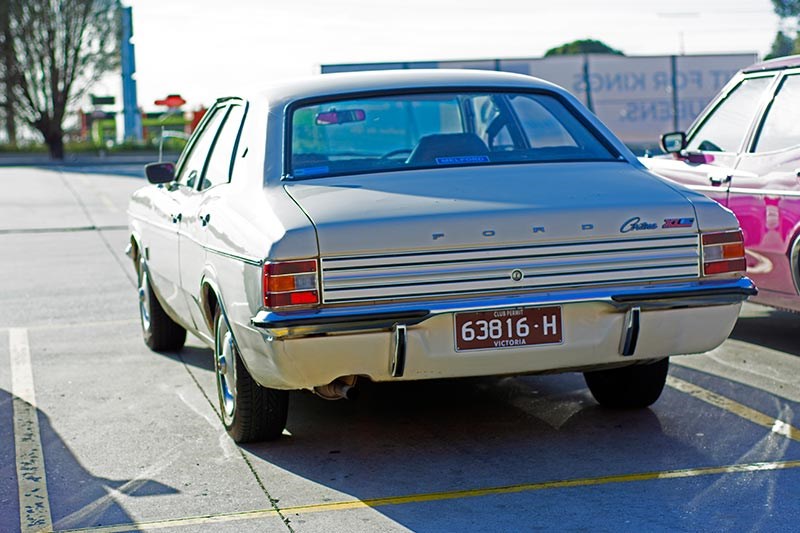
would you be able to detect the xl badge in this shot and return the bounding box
[662,218,694,228]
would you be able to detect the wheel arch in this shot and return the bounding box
[201,275,222,335]
[128,231,143,272]
[787,229,800,296]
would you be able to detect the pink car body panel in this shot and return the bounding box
[644,55,800,312]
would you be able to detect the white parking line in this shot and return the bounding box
[10,328,53,533]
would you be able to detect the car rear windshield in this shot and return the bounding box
[288,91,617,179]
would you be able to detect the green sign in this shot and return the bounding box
[91,95,115,106]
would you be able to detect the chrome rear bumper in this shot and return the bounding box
[251,278,756,339]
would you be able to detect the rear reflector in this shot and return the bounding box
[263,259,319,309]
[704,258,746,276]
[268,290,319,308]
[701,230,746,276]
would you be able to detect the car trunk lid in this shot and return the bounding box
[283,162,701,303]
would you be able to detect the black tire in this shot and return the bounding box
[584,358,669,408]
[137,256,186,352]
[214,310,288,443]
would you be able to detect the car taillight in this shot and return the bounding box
[701,230,746,276]
[263,259,319,308]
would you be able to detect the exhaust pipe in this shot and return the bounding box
[314,376,359,401]
[332,380,359,401]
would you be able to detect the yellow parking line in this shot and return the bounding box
[666,376,800,441]
[58,459,800,532]
[44,373,800,533]
[10,328,53,533]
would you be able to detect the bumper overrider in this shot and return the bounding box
[252,278,756,339]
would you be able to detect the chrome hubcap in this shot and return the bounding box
[138,269,151,331]
[216,324,236,420]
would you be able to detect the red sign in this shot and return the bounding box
[154,94,186,108]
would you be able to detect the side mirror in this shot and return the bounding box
[659,131,687,154]
[145,162,176,184]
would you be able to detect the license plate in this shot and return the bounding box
[454,306,562,352]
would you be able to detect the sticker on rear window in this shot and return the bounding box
[435,155,491,165]
[294,166,330,177]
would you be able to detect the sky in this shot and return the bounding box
[93,0,790,111]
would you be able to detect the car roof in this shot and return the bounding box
[244,69,563,107]
[742,54,800,73]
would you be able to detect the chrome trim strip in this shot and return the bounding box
[320,274,699,305]
[324,268,700,302]
[204,245,262,266]
[323,234,698,267]
[688,185,728,194]
[251,278,755,339]
[610,283,757,303]
[728,187,800,198]
[321,234,701,304]
[324,253,698,287]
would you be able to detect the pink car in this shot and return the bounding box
[644,55,800,312]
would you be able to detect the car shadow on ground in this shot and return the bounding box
[173,344,215,373]
[730,307,800,357]
[239,373,738,531]
[0,388,178,531]
[163,337,794,530]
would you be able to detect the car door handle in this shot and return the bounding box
[708,174,732,186]
[171,213,182,224]
[199,213,211,226]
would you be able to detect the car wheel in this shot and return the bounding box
[584,358,669,408]
[137,256,186,352]
[214,310,288,443]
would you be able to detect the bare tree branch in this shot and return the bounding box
[7,0,121,158]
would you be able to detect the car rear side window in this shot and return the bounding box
[201,104,245,190]
[686,76,773,153]
[753,75,800,153]
[177,108,224,188]
[511,94,589,149]
[288,91,616,179]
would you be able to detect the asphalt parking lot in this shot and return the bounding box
[1,166,799,532]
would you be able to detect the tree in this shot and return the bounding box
[765,31,795,60]
[0,0,17,146]
[7,0,121,159]
[770,1,800,57]
[544,39,624,57]
[772,0,800,18]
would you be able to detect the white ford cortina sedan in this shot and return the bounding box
[127,70,756,443]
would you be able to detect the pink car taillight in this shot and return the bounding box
[701,230,746,276]
[263,259,319,308]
